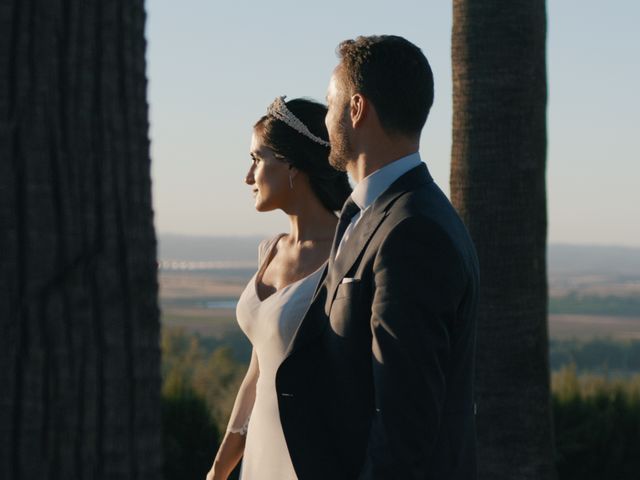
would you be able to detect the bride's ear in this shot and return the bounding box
[350,94,367,128]
[288,164,298,177]
[288,164,300,188]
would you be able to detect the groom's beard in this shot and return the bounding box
[328,114,353,173]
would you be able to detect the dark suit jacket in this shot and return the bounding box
[276,164,479,479]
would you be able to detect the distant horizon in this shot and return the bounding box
[156,233,640,278]
[156,231,640,250]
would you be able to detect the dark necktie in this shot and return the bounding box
[330,197,361,263]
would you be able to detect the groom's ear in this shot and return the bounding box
[350,94,367,128]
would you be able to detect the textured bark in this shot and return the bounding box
[451,1,555,479]
[0,1,161,479]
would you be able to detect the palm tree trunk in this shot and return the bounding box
[0,1,161,478]
[451,1,555,478]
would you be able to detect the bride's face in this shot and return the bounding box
[245,132,291,212]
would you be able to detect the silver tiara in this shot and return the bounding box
[266,96,330,147]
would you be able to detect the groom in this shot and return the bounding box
[276,35,479,479]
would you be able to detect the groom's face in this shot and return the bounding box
[325,67,354,172]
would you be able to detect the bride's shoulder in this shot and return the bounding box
[257,233,287,264]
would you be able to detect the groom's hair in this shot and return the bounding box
[336,35,434,138]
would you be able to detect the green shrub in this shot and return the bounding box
[162,328,640,478]
[161,328,245,479]
[162,387,219,480]
[553,366,640,479]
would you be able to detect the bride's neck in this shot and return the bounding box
[284,198,337,245]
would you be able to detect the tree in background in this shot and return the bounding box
[161,327,245,431]
[163,388,220,480]
[451,1,555,478]
[0,1,161,478]
[160,328,245,480]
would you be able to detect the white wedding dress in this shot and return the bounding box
[227,235,325,480]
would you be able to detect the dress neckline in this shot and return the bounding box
[254,234,327,303]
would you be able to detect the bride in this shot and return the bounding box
[206,97,351,480]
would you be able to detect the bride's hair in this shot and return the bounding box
[254,98,352,212]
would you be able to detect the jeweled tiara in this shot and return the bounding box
[266,96,330,147]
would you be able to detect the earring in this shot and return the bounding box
[289,175,294,189]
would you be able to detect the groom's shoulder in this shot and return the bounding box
[382,181,476,259]
[387,178,459,227]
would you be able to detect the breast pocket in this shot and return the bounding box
[329,280,366,338]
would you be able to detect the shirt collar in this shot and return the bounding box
[350,152,422,211]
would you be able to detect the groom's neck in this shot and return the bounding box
[348,137,420,183]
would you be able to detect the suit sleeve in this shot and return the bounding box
[358,216,466,479]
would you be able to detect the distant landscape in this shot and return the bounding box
[158,234,640,369]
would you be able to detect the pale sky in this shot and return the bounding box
[146,0,640,247]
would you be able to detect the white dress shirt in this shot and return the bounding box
[336,152,423,257]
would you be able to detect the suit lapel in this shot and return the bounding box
[284,163,433,359]
[323,207,388,312]
[324,163,433,311]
